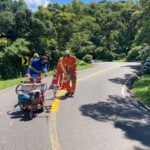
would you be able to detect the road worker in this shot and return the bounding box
[30,53,39,64]
[27,56,48,83]
[60,50,77,97]
[49,57,64,89]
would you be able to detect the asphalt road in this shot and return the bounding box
[0,62,150,150]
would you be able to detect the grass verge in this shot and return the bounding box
[132,75,150,107]
[77,60,93,70]
[0,61,92,90]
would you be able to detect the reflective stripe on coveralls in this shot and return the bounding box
[29,65,42,74]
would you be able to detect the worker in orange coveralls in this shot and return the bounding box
[59,50,77,97]
[54,57,64,88]
[49,56,64,91]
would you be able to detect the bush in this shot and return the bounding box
[139,45,150,62]
[82,54,93,63]
[114,53,126,60]
[141,58,150,74]
[126,45,143,61]
[78,60,87,66]
[95,47,114,61]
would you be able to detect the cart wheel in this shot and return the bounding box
[24,109,33,120]
[29,110,33,120]
[39,107,44,113]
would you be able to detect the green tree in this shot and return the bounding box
[0,11,15,38]
[0,38,30,79]
[54,12,76,50]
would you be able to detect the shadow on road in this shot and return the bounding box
[7,105,51,121]
[115,120,150,147]
[54,95,74,100]
[109,63,141,86]
[109,64,141,84]
[7,109,25,120]
[79,95,150,147]
[122,64,141,70]
[7,109,34,121]
[134,146,150,150]
[109,74,132,85]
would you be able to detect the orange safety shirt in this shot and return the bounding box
[60,55,77,73]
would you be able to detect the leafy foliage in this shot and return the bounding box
[83,54,93,63]
[126,45,143,61]
[0,0,149,79]
[0,38,30,79]
[141,58,150,74]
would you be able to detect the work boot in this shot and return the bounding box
[65,92,70,97]
[69,92,74,97]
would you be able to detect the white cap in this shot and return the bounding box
[64,50,70,56]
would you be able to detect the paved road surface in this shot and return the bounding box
[0,62,150,150]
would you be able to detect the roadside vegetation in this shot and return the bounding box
[132,46,150,107]
[0,77,26,90]
[77,60,93,70]
[132,75,150,107]
[1,0,150,80]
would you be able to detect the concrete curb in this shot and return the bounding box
[127,73,150,113]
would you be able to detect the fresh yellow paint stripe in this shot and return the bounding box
[51,90,65,112]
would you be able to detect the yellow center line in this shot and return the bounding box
[77,69,108,82]
[51,90,65,112]
[49,65,119,150]
[49,113,61,150]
